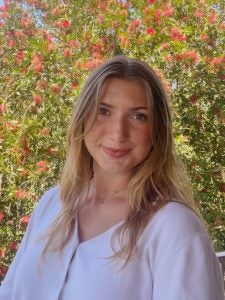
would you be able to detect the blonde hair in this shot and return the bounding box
[42,55,197,265]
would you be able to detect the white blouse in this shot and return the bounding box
[0,186,224,299]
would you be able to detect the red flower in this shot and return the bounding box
[0,211,4,221]
[154,69,171,93]
[170,28,186,42]
[27,29,35,37]
[40,127,49,136]
[84,59,104,70]
[63,48,73,58]
[132,18,140,27]
[171,51,199,64]
[20,169,29,177]
[182,50,199,63]
[70,82,78,89]
[208,13,217,24]
[194,9,204,18]
[62,20,71,28]
[210,56,225,66]
[128,18,140,33]
[51,83,61,94]
[69,40,80,48]
[0,3,9,19]
[53,21,61,28]
[164,50,199,64]
[51,6,60,16]
[36,80,48,90]
[121,10,128,17]
[144,7,150,14]
[21,16,31,28]
[47,43,54,52]
[20,215,30,225]
[0,247,5,259]
[14,30,25,39]
[15,189,29,199]
[154,9,162,24]
[5,120,20,132]
[160,42,170,50]
[31,53,44,73]
[0,104,6,113]
[200,34,209,41]
[0,266,7,278]
[154,9,161,17]
[8,241,18,251]
[16,50,25,63]
[0,5,8,12]
[32,93,42,105]
[147,0,155,3]
[91,42,103,58]
[7,39,16,48]
[189,94,198,104]
[146,27,155,35]
[123,1,131,9]
[162,5,174,17]
[36,160,48,172]
[53,19,71,29]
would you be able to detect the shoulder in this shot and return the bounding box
[144,201,208,242]
[139,202,224,298]
[139,201,211,269]
[30,185,62,229]
[34,185,61,215]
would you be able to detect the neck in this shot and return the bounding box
[90,169,132,204]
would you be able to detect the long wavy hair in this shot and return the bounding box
[41,55,198,265]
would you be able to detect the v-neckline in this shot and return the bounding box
[77,220,125,247]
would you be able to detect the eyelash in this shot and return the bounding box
[98,108,148,121]
[98,107,110,115]
[131,113,148,121]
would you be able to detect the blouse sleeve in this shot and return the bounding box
[143,202,224,300]
[0,186,60,300]
[152,228,224,299]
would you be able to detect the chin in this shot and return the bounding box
[98,161,135,175]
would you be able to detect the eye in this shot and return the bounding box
[99,107,110,115]
[131,113,148,121]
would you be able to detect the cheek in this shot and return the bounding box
[84,125,101,149]
[136,127,151,145]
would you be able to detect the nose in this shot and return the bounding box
[109,116,129,142]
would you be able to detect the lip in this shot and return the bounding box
[102,146,131,158]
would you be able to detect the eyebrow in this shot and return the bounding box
[100,102,148,111]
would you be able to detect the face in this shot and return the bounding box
[84,77,152,178]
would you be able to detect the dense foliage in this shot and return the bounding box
[0,0,224,280]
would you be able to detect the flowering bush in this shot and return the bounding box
[0,0,224,280]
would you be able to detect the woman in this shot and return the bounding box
[0,56,224,299]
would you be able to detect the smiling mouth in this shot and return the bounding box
[102,146,131,158]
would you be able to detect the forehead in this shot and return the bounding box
[100,77,147,103]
